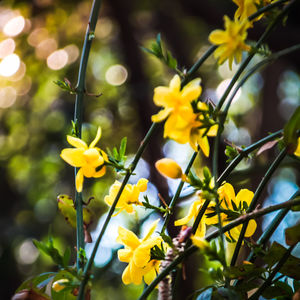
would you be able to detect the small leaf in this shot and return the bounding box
[256,140,279,156]
[285,222,300,246]
[166,51,177,69]
[119,137,127,158]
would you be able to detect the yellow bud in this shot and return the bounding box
[137,178,148,192]
[197,102,209,111]
[155,158,183,179]
[209,177,215,189]
[52,279,69,292]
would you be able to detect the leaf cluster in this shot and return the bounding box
[106,137,128,173]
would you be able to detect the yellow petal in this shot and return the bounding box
[60,148,85,167]
[134,237,161,267]
[83,148,104,166]
[151,107,173,123]
[245,219,257,237]
[174,200,202,226]
[67,135,88,149]
[94,166,106,178]
[118,248,132,262]
[89,127,102,149]
[169,74,181,92]
[143,264,158,285]
[209,30,227,45]
[153,87,171,106]
[81,164,95,178]
[207,124,218,137]
[236,189,254,208]
[137,178,148,192]
[130,261,143,285]
[116,226,140,249]
[76,168,84,193]
[218,182,236,209]
[142,219,160,242]
[195,218,206,238]
[191,235,209,249]
[155,158,183,179]
[294,138,300,157]
[181,78,202,103]
[122,265,131,285]
[198,135,210,157]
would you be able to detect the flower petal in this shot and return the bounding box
[76,168,84,193]
[94,166,106,178]
[116,226,140,249]
[209,30,227,45]
[60,148,85,167]
[153,87,171,106]
[67,135,88,149]
[245,219,257,237]
[118,248,132,263]
[236,189,254,208]
[151,107,173,123]
[142,219,160,242]
[121,265,131,285]
[137,178,148,192]
[169,74,181,92]
[89,127,102,149]
[197,135,210,157]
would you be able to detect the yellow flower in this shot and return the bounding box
[209,16,251,69]
[233,0,273,20]
[60,127,107,192]
[116,219,164,285]
[217,182,257,241]
[174,197,208,238]
[191,235,210,250]
[294,137,300,157]
[104,178,148,215]
[151,74,202,124]
[163,102,217,156]
[155,158,183,179]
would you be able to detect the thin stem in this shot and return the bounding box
[77,123,159,299]
[248,244,296,300]
[230,147,287,266]
[74,0,103,270]
[212,0,294,180]
[161,151,198,233]
[139,195,300,299]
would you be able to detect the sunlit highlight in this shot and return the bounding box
[105,64,128,86]
[0,53,20,77]
[64,44,79,64]
[216,78,241,103]
[3,16,25,37]
[36,38,57,59]
[47,49,68,70]
[0,87,17,108]
[0,38,15,58]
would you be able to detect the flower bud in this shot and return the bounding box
[52,279,69,292]
[155,158,183,179]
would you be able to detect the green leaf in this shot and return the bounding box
[16,272,56,292]
[196,287,213,300]
[262,281,293,299]
[291,196,300,211]
[203,167,211,181]
[119,137,127,159]
[225,145,240,163]
[224,263,265,280]
[283,106,300,152]
[166,50,177,69]
[285,222,300,246]
[54,79,75,94]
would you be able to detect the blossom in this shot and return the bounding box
[209,16,251,69]
[104,178,148,215]
[174,197,208,238]
[233,0,273,20]
[155,158,183,179]
[151,74,202,124]
[217,182,257,241]
[60,127,107,192]
[116,219,164,285]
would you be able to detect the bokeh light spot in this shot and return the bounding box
[36,38,57,59]
[0,38,15,58]
[27,28,48,47]
[3,16,25,37]
[105,64,128,86]
[216,78,241,104]
[47,49,68,70]
[64,44,79,64]
[0,87,17,108]
[0,53,20,77]
[16,239,39,265]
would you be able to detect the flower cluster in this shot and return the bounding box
[152,74,217,156]
[174,182,257,242]
[104,178,148,215]
[60,127,107,192]
[116,219,165,285]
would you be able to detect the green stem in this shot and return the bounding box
[138,195,300,299]
[74,0,103,271]
[77,123,159,299]
[161,151,198,233]
[230,147,287,266]
[246,189,300,263]
[248,244,296,300]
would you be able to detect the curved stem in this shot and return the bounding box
[161,151,198,234]
[74,0,103,270]
[139,195,300,299]
[230,147,287,266]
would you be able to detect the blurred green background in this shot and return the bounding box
[0,0,299,298]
